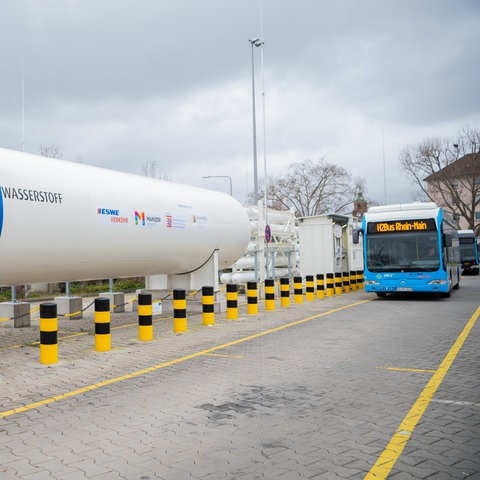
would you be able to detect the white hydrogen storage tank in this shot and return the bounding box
[0,148,250,287]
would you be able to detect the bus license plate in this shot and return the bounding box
[396,287,412,291]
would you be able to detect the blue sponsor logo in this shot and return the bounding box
[97,208,120,216]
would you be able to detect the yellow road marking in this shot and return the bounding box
[0,298,371,419]
[203,353,244,358]
[365,304,480,479]
[377,366,436,374]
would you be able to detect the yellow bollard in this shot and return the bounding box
[173,289,187,332]
[316,274,325,299]
[138,292,153,341]
[343,271,351,293]
[350,270,357,291]
[334,272,343,295]
[265,279,275,310]
[247,282,258,315]
[202,286,215,325]
[326,273,335,297]
[226,284,238,319]
[358,270,364,289]
[95,297,111,352]
[305,275,315,301]
[280,277,290,307]
[40,302,58,365]
[293,276,303,303]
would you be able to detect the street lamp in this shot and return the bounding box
[249,37,263,202]
[202,175,233,196]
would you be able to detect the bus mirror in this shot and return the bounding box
[352,228,362,244]
[444,233,452,248]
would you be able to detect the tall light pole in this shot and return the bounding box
[202,175,233,196]
[249,37,263,203]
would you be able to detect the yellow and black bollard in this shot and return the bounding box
[202,286,215,325]
[226,284,238,319]
[350,270,357,291]
[358,270,364,289]
[173,289,187,332]
[305,275,315,301]
[326,273,335,297]
[343,271,350,293]
[246,282,258,315]
[265,279,275,310]
[316,274,325,299]
[138,292,153,341]
[280,277,290,307]
[293,276,303,303]
[39,302,58,365]
[95,297,111,352]
[334,272,343,295]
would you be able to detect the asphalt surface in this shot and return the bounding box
[0,278,479,479]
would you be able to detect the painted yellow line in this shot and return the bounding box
[365,304,480,479]
[377,366,436,374]
[0,298,371,419]
[203,353,244,358]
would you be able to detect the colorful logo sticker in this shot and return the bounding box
[134,211,161,227]
[135,211,145,226]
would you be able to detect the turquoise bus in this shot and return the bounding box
[360,202,460,297]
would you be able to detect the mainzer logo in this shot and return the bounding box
[135,211,145,226]
[134,210,161,227]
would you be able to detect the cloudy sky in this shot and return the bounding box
[1,0,479,207]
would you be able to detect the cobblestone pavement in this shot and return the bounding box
[1,278,479,479]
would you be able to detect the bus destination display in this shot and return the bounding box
[367,218,437,234]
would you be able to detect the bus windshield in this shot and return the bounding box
[459,237,476,262]
[366,231,440,272]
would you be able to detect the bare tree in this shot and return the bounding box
[141,159,170,180]
[260,158,366,217]
[399,126,480,232]
[39,142,63,159]
[38,143,82,163]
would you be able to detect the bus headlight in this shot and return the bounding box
[427,279,447,285]
[365,280,380,285]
